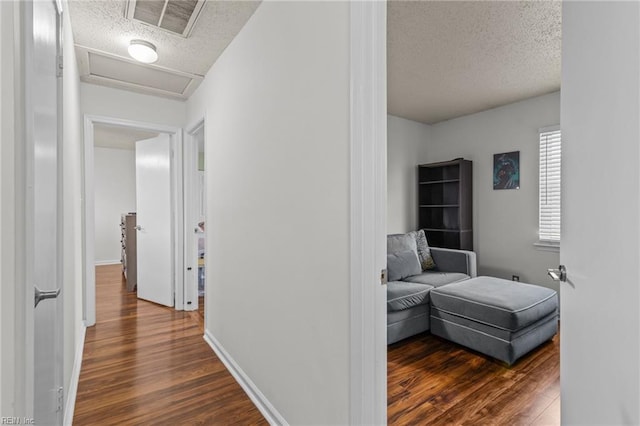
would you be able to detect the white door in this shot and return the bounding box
[28,0,64,423]
[135,135,174,307]
[560,2,640,424]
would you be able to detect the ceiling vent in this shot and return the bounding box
[125,0,206,37]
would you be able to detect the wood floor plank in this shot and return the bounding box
[74,265,266,425]
[388,330,560,425]
[532,396,560,426]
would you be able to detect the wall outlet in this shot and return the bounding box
[512,275,520,282]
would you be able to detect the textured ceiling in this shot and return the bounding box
[94,124,159,150]
[388,1,561,124]
[67,0,260,98]
[69,1,560,117]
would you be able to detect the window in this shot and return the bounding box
[538,126,561,245]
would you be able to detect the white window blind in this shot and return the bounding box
[539,126,561,242]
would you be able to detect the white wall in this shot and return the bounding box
[387,115,431,234]
[61,2,85,418]
[186,2,350,424]
[561,2,640,424]
[426,92,560,289]
[80,83,186,128]
[93,147,136,264]
[0,1,18,414]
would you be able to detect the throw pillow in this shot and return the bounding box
[387,233,418,256]
[387,250,422,282]
[409,229,436,271]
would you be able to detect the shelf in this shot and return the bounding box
[418,159,472,250]
[419,163,461,182]
[419,179,460,185]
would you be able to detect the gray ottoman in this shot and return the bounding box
[430,276,558,365]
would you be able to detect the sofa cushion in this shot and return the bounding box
[429,276,558,330]
[409,229,436,270]
[404,271,469,287]
[388,304,431,344]
[387,250,421,282]
[387,233,417,255]
[387,281,434,312]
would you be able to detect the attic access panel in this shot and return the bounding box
[87,52,192,93]
[125,0,205,37]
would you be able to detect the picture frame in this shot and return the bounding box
[493,151,520,190]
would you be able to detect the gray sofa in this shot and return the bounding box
[387,232,558,366]
[387,233,477,345]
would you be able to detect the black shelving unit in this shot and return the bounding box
[418,159,472,250]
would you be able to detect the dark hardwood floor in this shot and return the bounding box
[388,331,560,425]
[73,265,266,425]
[75,265,558,425]
[198,295,205,323]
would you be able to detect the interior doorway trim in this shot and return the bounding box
[349,1,387,424]
[82,114,183,326]
[184,118,205,314]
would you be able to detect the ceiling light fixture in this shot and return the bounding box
[128,39,158,64]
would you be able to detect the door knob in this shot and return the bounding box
[135,225,143,231]
[34,286,60,308]
[547,265,567,282]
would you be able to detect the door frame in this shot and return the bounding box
[82,114,183,325]
[183,118,205,313]
[349,1,387,424]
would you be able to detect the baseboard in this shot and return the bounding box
[95,259,120,266]
[203,329,288,425]
[63,324,86,426]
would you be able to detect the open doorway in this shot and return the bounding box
[184,120,205,319]
[93,122,181,310]
[92,123,158,288]
[385,2,561,424]
[83,115,184,325]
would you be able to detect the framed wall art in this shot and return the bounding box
[493,151,520,190]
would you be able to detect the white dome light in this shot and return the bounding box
[128,39,158,64]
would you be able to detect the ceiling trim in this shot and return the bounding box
[75,44,203,100]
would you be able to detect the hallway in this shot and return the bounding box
[73,265,266,425]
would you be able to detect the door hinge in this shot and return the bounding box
[56,55,63,77]
[56,386,63,412]
[380,269,388,285]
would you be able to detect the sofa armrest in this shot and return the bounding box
[430,247,477,277]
